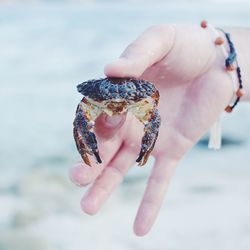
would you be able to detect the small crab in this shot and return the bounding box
[73,77,161,167]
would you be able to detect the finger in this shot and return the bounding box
[104,25,176,78]
[133,156,178,236]
[94,113,126,142]
[69,133,123,187]
[81,145,137,215]
[69,112,128,187]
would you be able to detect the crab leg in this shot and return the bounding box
[129,98,161,166]
[73,98,102,167]
[136,109,161,166]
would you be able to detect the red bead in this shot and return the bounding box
[215,37,224,45]
[200,20,207,28]
[236,88,245,97]
[225,106,233,113]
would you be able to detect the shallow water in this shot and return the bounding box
[0,2,250,250]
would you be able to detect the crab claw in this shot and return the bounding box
[136,109,161,166]
[73,99,102,167]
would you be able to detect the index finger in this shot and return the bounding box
[104,25,176,78]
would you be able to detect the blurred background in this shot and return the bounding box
[0,0,250,249]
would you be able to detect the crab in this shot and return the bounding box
[73,77,161,167]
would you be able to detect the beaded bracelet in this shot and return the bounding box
[221,31,245,112]
[200,20,244,149]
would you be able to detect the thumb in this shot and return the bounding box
[104,25,176,78]
[94,113,126,141]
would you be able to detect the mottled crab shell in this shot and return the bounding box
[77,77,158,102]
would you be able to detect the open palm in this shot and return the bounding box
[69,24,233,236]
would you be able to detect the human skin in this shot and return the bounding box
[69,24,250,236]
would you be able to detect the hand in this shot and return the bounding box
[69,24,234,236]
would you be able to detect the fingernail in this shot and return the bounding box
[104,115,123,127]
